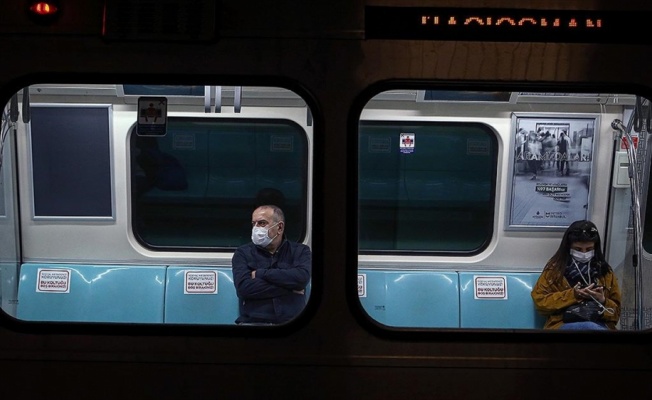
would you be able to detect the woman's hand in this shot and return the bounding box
[574,283,606,304]
[585,284,606,304]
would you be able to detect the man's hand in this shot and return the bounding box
[251,270,256,279]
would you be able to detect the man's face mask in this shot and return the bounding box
[570,249,594,263]
[251,222,279,247]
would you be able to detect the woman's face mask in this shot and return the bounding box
[251,222,279,247]
[570,249,594,263]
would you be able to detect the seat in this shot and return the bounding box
[459,271,545,329]
[358,269,460,328]
[164,266,239,324]
[17,263,166,323]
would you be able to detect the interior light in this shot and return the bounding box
[29,2,58,16]
[27,1,61,24]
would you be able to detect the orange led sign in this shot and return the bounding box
[366,7,648,44]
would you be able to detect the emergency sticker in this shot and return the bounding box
[621,136,638,150]
[400,133,415,154]
[173,133,196,150]
[467,139,490,155]
[137,96,168,136]
[473,276,507,300]
[184,270,218,294]
[358,274,367,297]
[36,268,71,293]
[270,136,294,152]
[368,136,391,153]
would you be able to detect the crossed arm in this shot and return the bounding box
[232,246,311,300]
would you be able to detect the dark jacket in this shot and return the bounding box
[232,239,311,324]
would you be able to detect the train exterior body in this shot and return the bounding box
[0,1,651,398]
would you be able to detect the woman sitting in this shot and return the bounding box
[531,220,621,330]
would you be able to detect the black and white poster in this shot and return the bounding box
[508,114,597,229]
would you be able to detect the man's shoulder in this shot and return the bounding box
[234,242,257,254]
[282,240,311,253]
[236,242,255,249]
[287,240,309,248]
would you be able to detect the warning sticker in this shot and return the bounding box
[270,136,294,152]
[621,136,638,150]
[358,274,367,297]
[467,139,490,155]
[137,96,168,136]
[369,137,391,153]
[473,276,507,300]
[184,270,218,294]
[400,133,415,154]
[36,269,71,293]
[173,133,196,150]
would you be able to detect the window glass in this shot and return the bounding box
[359,120,496,253]
[131,117,308,249]
[643,160,652,253]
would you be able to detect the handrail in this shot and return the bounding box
[611,118,644,330]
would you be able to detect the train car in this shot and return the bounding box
[0,1,651,398]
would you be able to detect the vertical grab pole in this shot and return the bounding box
[612,119,644,330]
[204,85,212,113]
[0,93,19,171]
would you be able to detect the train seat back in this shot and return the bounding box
[164,266,239,324]
[17,263,166,323]
[359,269,545,329]
[1,262,20,318]
[386,270,460,327]
[459,272,545,329]
[357,269,388,324]
[359,269,460,328]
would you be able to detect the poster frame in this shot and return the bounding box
[505,112,600,231]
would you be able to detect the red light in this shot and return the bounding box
[29,2,58,16]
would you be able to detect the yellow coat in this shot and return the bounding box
[531,264,621,330]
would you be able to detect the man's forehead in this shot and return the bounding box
[252,207,273,220]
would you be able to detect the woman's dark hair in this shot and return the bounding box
[545,220,611,277]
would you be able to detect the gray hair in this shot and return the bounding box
[257,205,285,223]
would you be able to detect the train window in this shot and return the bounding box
[131,118,308,249]
[644,158,652,253]
[356,89,650,331]
[0,84,313,327]
[359,120,496,253]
